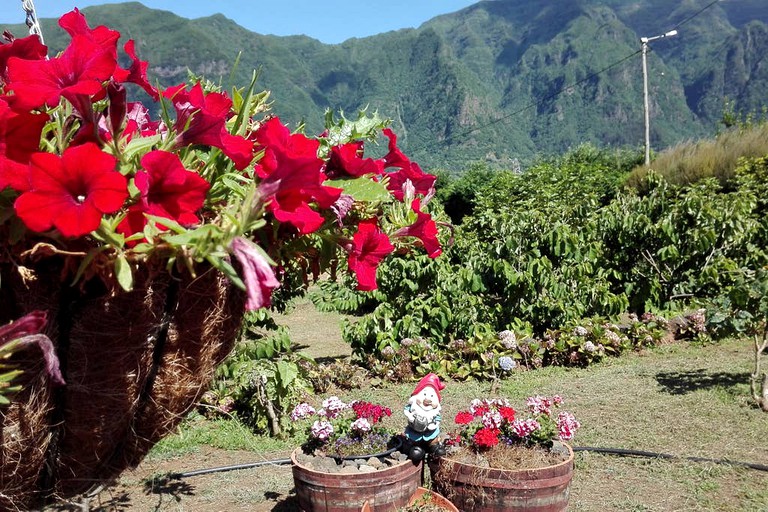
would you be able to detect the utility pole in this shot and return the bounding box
[641,29,678,165]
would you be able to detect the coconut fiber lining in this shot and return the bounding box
[0,259,245,509]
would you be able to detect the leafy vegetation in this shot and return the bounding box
[313,143,768,387]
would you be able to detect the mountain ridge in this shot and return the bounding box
[4,0,767,171]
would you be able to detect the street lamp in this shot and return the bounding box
[641,29,678,165]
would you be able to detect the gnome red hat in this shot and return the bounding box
[411,373,445,402]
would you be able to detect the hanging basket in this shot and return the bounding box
[0,256,245,508]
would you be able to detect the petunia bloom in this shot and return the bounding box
[165,82,253,170]
[5,34,117,110]
[0,98,47,192]
[326,141,383,178]
[394,198,442,258]
[253,117,342,234]
[347,219,394,291]
[120,150,210,239]
[229,236,281,311]
[381,128,437,201]
[0,33,47,87]
[14,142,127,237]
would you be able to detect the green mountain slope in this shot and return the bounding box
[4,0,767,171]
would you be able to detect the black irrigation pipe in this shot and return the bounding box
[166,446,768,479]
[574,446,768,472]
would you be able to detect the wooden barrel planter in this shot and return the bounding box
[430,443,574,512]
[291,447,422,512]
[0,257,245,509]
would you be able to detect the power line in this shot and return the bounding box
[445,49,641,145]
[670,0,721,32]
[444,0,724,146]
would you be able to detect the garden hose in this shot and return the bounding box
[572,446,768,472]
[166,446,768,479]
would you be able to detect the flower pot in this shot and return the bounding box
[430,443,574,512]
[0,259,245,508]
[291,447,422,512]
[362,487,458,512]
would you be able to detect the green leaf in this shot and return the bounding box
[115,255,134,292]
[324,177,390,203]
[276,360,299,391]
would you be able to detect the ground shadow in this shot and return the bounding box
[46,490,133,511]
[142,474,196,511]
[270,492,301,511]
[655,369,749,395]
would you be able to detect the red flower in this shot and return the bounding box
[473,427,501,449]
[326,141,383,178]
[116,40,159,100]
[347,219,394,291]
[352,401,392,423]
[58,8,120,47]
[395,198,442,258]
[498,406,516,423]
[0,33,47,86]
[165,83,253,170]
[6,34,117,110]
[0,98,47,192]
[381,128,437,201]
[116,150,209,239]
[454,411,475,425]
[14,143,127,237]
[253,118,342,234]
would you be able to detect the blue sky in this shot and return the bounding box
[3,0,481,44]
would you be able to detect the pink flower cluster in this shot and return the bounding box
[557,411,581,441]
[525,395,563,415]
[311,419,334,441]
[448,395,579,452]
[292,397,393,449]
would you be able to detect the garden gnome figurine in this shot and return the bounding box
[404,372,446,461]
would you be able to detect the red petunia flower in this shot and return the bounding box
[118,39,159,101]
[0,33,47,86]
[116,150,209,238]
[14,142,127,237]
[380,128,436,201]
[253,117,342,234]
[165,82,253,170]
[326,141,383,178]
[347,219,394,291]
[395,198,442,258]
[6,34,117,110]
[454,411,475,425]
[473,427,500,449]
[0,98,47,192]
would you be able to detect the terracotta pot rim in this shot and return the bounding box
[436,441,574,473]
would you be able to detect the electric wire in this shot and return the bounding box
[444,49,642,145]
[443,0,725,146]
[669,0,721,32]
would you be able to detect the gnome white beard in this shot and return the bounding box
[408,397,441,432]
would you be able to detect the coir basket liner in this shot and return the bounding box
[0,256,245,509]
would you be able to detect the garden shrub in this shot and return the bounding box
[331,147,768,381]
